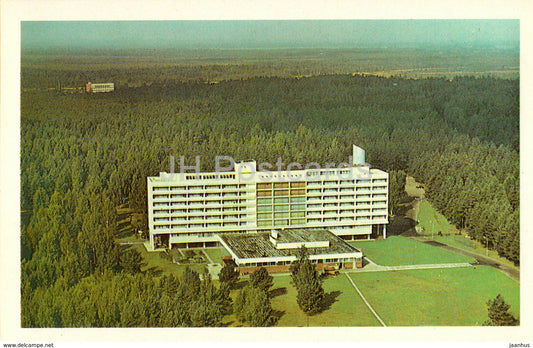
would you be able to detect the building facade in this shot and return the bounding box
[146,145,389,250]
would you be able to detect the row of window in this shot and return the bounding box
[256,188,306,197]
[307,193,387,200]
[257,182,305,189]
[153,193,249,200]
[257,219,306,226]
[257,204,306,212]
[153,199,247,207]
[170,232,214,237]
[238,257,358,267]
[153,177,386,191]
[155,214,246,222]
[257,211,306,219]
[306,208,386,214]
[307,200,386,208]
[185,173,236,180]
[257,197,306,204]
[153,207,246,214]
[256,215,386,226]
[305,216,387,222]
[307,178,387,185]
[153,183,248,191]
[154,221,247,229]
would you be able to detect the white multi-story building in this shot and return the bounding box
[146,145,388,250]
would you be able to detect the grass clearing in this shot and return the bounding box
[204,247,231,264]
[269,275,381,327]
[349,236,474,266]
[128,243,206,277]
[417,200,458,235]
[417,200,518,269]
[349,266,519,326]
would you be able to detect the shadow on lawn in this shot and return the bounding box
[115,212,134,238]
[144,266,163,277]
[233,279,249,290]
[320,290,341,312]
[272,309,286,323]
[388,215,417,236]
[269,287,287,298]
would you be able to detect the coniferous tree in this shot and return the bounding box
[119,249,143,274]
[483,294,519,326]
[290,246,309,289]
[233,286,276,327]
[250,266,273,294]
[290,246,324,315]
[295,261,324,315]
[218,261,240,289]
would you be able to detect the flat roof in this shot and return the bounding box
[219,229,361,260]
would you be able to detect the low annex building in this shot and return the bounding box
[218,228,364,274]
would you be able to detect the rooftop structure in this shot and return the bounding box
[146,145,389,250]
[218,228,364,273]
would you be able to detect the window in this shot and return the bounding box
[257,198,272,205]
[274,182,289,188]
[257,190,272,197]
[257,205,273,212]
[291,204,306,210]
[274,205,289,212]
[291,219,305,225]
[291,211,305,218]
[290,189,306,195]
[257,213,271,219]
[290,196,306,203]
[257,183,272,189]
[274,189,289,196]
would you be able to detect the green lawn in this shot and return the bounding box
[417,200,457,235]
[269,275,380,327]
[349,266,519,326]
[128,243,206,277]
[417,200,518,269]
[349,236,474,266]
[203,247,231,264]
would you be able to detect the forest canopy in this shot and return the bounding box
[20,53,519,326]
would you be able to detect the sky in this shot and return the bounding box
[22,20,519,50]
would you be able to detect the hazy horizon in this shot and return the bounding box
[22,20,519,50]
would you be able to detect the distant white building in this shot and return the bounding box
[86,82,114,93]
[146,145,389,250]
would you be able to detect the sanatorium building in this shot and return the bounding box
[146,145,389,251]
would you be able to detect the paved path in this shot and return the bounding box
[206,263,222,280]
[344,273,387,327]
[346,257,472,274]
[201,249,214,264]
[118,241,146,245]
[409,236,519,282]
